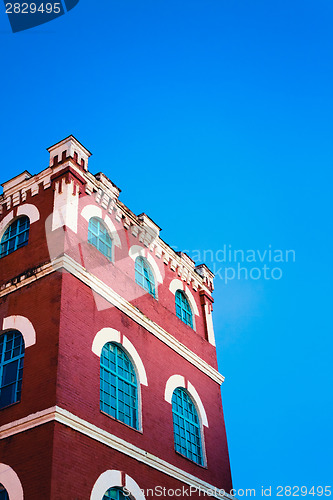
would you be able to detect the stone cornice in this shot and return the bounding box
[0,161,214,293]
[0,255,224,385]
[0,406,233,500]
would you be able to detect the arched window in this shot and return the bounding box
[0,331,25,410]
[100,343,139,429]
[172,387,203,465]
[0,485,9,500]
[0,216,30,259]
[103,487,129,500]
[135,257,156,298]
[175,290,193,328]
[88,217,112,261]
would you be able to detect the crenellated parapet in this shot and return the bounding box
[0,136,215,298]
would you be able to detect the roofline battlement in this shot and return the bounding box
[0,137,215,293]
[47,135,92,171]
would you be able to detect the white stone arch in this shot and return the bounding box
[187,381,209,428]
[92,328,148,386]
[92,328,147,431]
[81,204,121,249]
[169,278,183,296]
[81,204,103,222]
[1,315,36,348]
[0,463,24,500]
[164,374,185,402]
[169,279,199,330]
[0,204,39,241]
[16,204,40,224]
[90,470,145,500]
[0,211,14,236]
[164,375,208,428]
[129,245,163,285]
[169,280,199,316]
[104,215,121,248]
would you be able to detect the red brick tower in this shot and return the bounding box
[0,136,232,500]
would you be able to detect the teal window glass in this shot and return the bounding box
[0,216,30,259]
[0,331,25,409]
[100,343,138,429]
[135,256,156,298]
[172,387,203,465]
[175,290,193,327]
[88,217,112,261]
[0,485,9,500]
[103,487,128,500]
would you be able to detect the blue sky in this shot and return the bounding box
[1,0,332,497]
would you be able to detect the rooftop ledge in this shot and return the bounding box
[1,170,32,193]
[0,136,215,287]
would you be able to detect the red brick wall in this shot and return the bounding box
[0,274,61,426]
[0,170,217,366]
[0,185,54,287]
[51,422,231,500]
[56,272,232,490]
[0,422,54,499]
[0,165,232,497]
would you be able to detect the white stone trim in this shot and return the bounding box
[52,179,79,233]
[125,475,146,500]
[129,244,145,260]
[0,203,40,239]
[2,315,36,348]
[47,136,91,170]
[0,406,233,500]
[90,470,146,500]
[0,211,14,235]
[164,375,185,403]
[0,464,23,500]
[0,205,39,243]
[92,328,148,386]
[90,470,122,500]
[146,253,163,284]
[0,406,57,437]
[169,278,183,295]
[164,376,208,428]
[169,280,199,316]
[184,286,199,316]
[81,204,103,222]
[129,245,163,284]
[0,255,224,385]
[92,328,120,355]
[0,161,214,295]
[184,286,200,316]
[164,376,208,465]
[1,171,32,193]
[169,280,199,331]
[104,215,121,248]
[204,304,216,346]
[81,205,121,248]
[17,203,40,224]
[1,168,53,208]
[187,382,208,428]
[55,255,222,383]
[122,336,148,386]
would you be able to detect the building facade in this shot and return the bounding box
[0,136,232,500]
